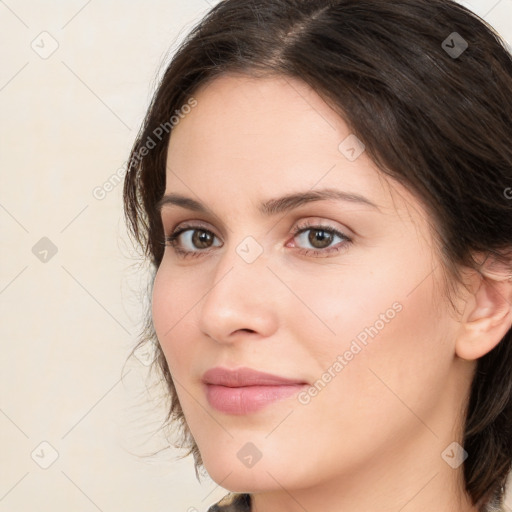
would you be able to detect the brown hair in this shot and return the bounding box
[123,1,512,510]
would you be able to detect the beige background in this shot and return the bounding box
[1,1,511,511]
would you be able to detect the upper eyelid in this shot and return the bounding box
[158,196,373,236]
[167,218,345,231]
[165,210,352,228]
[168,220,351,241]
[160,209,232,236]
[165,218,215,231]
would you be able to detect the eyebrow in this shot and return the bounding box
[156,187,380,216]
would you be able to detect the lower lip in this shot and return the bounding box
[204,383,307,415]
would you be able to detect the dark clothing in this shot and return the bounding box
[207,493,251,512]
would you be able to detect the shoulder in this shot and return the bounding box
[207,492,251,512]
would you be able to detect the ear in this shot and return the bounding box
[455,254,512,361]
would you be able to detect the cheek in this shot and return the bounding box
[151,264,201,371]
[287,249,454,412]
[152,264,177,341]
[307,265,454,434]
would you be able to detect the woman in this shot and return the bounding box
[123,1,512,511]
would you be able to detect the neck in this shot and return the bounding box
[250,398,479,512]
[250,447,478,512]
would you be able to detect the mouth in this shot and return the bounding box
[201,367,309,415]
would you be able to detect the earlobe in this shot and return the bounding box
[455,268,512,362]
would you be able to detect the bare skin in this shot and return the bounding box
[152,73,512,512]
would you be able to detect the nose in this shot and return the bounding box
[197,242,279,344]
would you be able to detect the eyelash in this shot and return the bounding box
[163,220,353,260]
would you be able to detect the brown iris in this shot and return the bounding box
[192,229,214,249]
[308,229,333,249]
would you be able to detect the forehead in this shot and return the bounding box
[164,73,425,223]
[168,73,349,162]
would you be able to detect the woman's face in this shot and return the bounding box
[152,74,472,493]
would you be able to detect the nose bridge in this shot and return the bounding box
[198,236,278,342]
[211,232,269,295]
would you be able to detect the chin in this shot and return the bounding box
[204,457,294,492]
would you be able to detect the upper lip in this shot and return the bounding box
[202,367,307,387]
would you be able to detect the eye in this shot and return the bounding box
[164,224,222,258]
[288,221,352,257]
[163,220,353,259]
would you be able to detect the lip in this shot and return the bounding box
[202,367,308,415]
